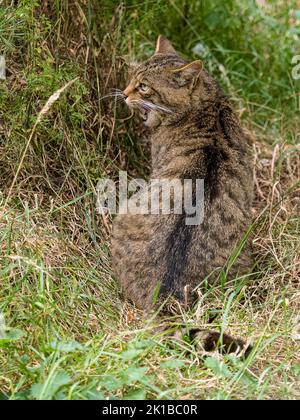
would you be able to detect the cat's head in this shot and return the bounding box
[123,35,217,128]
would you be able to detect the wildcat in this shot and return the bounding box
[111,36,254,354]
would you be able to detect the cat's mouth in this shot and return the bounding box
[126,98,172,124]
[140,106,151,122]
[126,98,172,127]
[126,100,152,122]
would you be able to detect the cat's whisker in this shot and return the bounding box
[99,93,125,101]
[111,95,125,101]
[135,99,173,114]
[131,100,171,114]
[152,103,173,114]
[106,93,124,97]
[110,89,125,97]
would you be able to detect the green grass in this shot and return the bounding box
[0,0,300,400]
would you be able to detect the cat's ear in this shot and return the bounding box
[171,60,203,86]
[155,35,177,55]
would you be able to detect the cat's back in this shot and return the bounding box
[111,120,253,308]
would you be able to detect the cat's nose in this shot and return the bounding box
[123,86,132,98]
[123,92,130,105]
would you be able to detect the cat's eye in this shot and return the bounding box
[137,83,149,93]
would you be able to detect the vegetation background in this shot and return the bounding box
[0,0,299,400]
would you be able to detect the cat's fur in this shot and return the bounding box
[111,36,254,354]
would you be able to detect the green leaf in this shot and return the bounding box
[139,374,155,385]
[204,357,232,378]
[121,366,148,385]
[291,364,300,377]
[134,339,155,350]
[30,370,71,400]
[50,340,84,353]
[54,391,67,400]
[0,393,8,400]
[14,389,31,400]
[30,384,44,399]
[84,388,105,400]
[160,360,185,369]
[0,328,26,347]
[121,349,142,360]
[99,375,123,391]
[124,388,146,400]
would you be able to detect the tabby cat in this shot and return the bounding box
[111,36,254,355]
